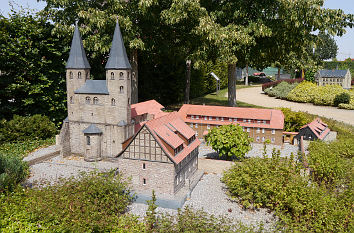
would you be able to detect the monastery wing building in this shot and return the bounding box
[178,104,284,145]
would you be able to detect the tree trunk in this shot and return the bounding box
[277,67,281,80]
[228,63,237,107]
[130,49,138,104]
[245,64,249,86]
[184,60,191,104]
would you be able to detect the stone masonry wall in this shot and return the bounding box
[117,158,175,195]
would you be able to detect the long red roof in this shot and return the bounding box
[178,104,284,129]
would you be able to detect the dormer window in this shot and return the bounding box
[111,98,116,106]
[69,71,73,79]
[119,72,124,79]
[111,72,115,80]
[93,97,98,105]
[85,97,91,104]
[120,86,124,93]
[78,71,82,79]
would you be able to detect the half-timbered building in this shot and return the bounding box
[117,112,200,195]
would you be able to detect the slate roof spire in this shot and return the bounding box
[66,21,91,69]
[105,19,131,70]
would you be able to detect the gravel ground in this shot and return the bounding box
[27,155,119,186]
[128,174,277,231]
[199,142,298,159]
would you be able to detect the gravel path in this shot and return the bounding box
[128,174,277,231]
[229,86,354,126]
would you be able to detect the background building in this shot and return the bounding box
[315,69,352,89]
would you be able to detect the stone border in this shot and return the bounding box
[24,145,61,166]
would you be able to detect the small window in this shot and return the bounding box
[247,128,250,132]
[128,98,130,104]
[70,96,74,104]
[209,116,213,120]
[86,136,90,145]
[271,137,275,143]
[221,117,224,121]
[93,97,98,105]
[262,137,265,142]
[119,72,124,79]
[256,136,260,142]
[111,72,115,80]
[256,128,260,133]
[142,163,146,170]
[234,118,237,122]
[243,119,247,122]
[120,86,124,93]
[272,129,275,135]
[69,71,73,79]
[216,117,219,121]
[196,131,198,136]
[195,124,198,128]
[248,119,251,123]
[143,178,146,185]
[263,120,266,124]
[85,97,91,104]
[127,72,130,80]
[191,115,194,119]
[196,115,199,119]
[190,123,193,128]
[78,71,82,79]
[262,128,265,134]
[111,98,116,106]
[86,72,89,80]
[207,124,210,129]
[229,118,232,122]
[204,116,207,120]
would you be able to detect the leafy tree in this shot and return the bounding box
[205,124,252,160]
[314,33,338,61]
[280,108,312,132]
[0,10,67,124]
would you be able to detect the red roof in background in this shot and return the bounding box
[178,104,284,129]
[145,112,200,164]
[131,100,164,118]
[301,118,330,140]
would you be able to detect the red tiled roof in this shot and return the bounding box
[131,99,164,118]
[145,112,200,164]
[178,104,284,129]
[301,118,330,140]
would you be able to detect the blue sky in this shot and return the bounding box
[1,0,353,61]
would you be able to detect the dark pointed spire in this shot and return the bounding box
[66,21,91,69]
[105,19,131,70]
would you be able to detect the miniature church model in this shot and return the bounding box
[59,21,134,161]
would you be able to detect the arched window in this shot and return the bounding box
[85,96,91,104]
[111,72,115,80]
[70,96,74,104]
[119,72,124,80]
[93,97,98,104]
[78,71,82,79]
[111,98,116,106]
[119,86,124,93]
[69,71,73,79]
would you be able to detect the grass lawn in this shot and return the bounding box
[166,85,264,111]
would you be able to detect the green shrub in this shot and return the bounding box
[286,81,318,103]
[265,81,298,99]
[0,115,57,144]
[313,85,347,106]
[25,171,134,232]
[280,108,312,132]
[205,124,252,160]
[334,92,351,106]
[338,90,354,109]
[222,151,353,232]
[0,153,28,192]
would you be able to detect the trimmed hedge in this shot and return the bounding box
[286,81,318,103]
[0,115,57,144]
[264,81,298,99]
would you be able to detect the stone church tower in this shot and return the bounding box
[59,20,134,161]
